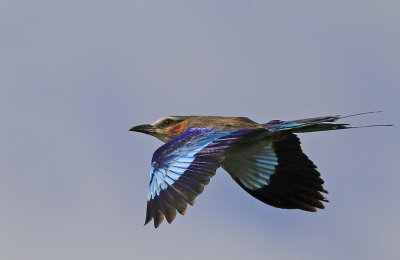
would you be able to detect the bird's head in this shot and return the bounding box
[129,116,192,142]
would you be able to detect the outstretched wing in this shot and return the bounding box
[146,128,262,228]
[222,132,328,212]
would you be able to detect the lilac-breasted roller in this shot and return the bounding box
[129,111,390,228]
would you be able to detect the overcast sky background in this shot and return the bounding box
[1,1,399,259]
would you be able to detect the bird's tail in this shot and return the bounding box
[263,111,392,133]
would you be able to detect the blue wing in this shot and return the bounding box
[145,128,261,227]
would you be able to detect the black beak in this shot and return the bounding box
[129,124,157,134]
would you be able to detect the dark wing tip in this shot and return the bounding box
[144,201,165,228]
[230,133,330,212]
[144,202,153,226]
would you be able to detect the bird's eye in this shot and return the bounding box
[163,119,173,126]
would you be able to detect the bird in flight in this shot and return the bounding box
[129,111,390,228]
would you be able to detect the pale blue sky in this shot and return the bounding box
[1,1,399,259]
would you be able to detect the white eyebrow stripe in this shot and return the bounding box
[152,117,180,126]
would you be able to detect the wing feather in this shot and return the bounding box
[145,128,262,227]
[222,133,328,212]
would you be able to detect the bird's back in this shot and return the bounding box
[187,116,264,130]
